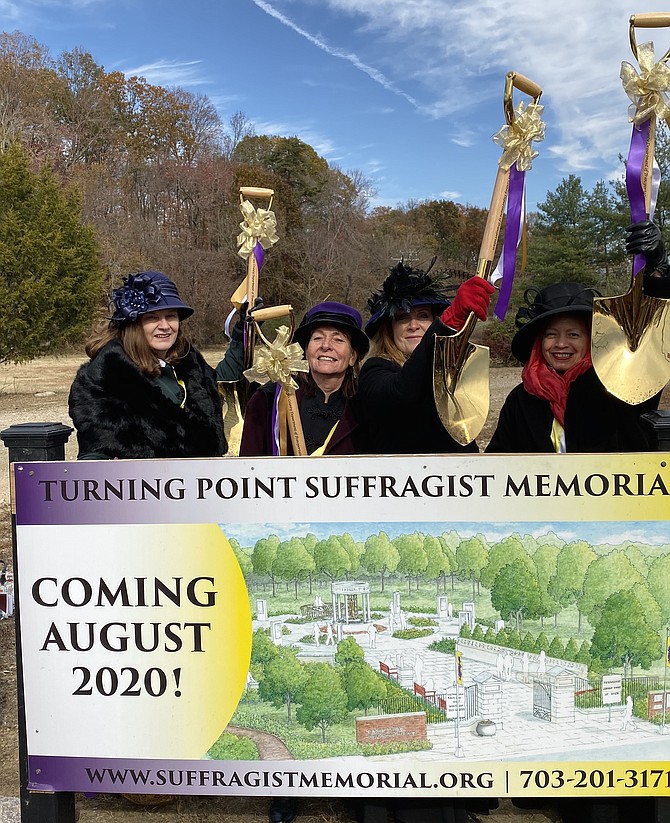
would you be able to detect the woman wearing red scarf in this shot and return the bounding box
[487,221,670,454]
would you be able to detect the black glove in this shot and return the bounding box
[625,220,670,276]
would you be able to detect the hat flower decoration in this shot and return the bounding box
[112,273,162,324]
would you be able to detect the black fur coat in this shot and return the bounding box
[68,340,226,459]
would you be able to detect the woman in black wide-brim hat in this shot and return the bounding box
[486,219,670,454]
[240,300,369,456]
[69,270,227,459]
[358,260,495,454]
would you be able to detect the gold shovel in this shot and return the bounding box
[591,14,670,404]
[434,71,543,446]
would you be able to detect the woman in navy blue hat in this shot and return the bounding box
[239,300,369,456]
[359,260,495,454]
[486,221,670,454]
[69,270,227,459]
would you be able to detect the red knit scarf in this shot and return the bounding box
[521,337,592,427]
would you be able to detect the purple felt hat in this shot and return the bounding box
[111,271,193,326]
[293,301,369,357]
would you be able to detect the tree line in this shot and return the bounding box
[236,528,670,675]
[2,29,669,364]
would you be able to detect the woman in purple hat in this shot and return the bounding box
[239,301,369,456]
[69,270,227,459]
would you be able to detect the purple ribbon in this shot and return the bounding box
[243,242,267,351]
[254,241,265,271]
[494,163,525,320]
[625,118,651,278]
[271,383,281,456]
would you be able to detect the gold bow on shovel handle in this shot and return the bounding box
[243,308,309,456]
[235,186,277,370]
[433,71,543,446]
[591,14,670,405]
[219,186,278,454]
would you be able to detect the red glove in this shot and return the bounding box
[440,277,495,331]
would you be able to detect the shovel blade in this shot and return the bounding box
[433,334,490,447]
[591,279,670,404]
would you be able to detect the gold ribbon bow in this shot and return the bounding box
[621,41,670,126]
[243,325,309,390]
[492,101,545,172]
[236,199,280,260]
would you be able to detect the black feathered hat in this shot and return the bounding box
[365,258,450,338]
[511,282,601,363]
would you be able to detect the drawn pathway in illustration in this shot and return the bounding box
[227,725,294,759]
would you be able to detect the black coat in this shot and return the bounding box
[239,384,363,456]
[69,340,226,459]
[358,318,479,454]
[485,366,659,453]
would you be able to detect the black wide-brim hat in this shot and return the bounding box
[511,282,601,363]
[293,301,370,357]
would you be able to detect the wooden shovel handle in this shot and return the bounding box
[478,166,510,270]
[239,186,274,199]
[252,304,292,322]
[631,13,670,28]
[507,72,542,101]
[630,14,670,62]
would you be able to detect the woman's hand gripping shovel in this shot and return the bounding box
[591,14,670,404]
[433,71,544,445]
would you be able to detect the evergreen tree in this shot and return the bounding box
[0,142,101,362]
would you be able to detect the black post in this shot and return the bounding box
[640,410,670,823]
[0,423,76,823]
[641,409,670,452]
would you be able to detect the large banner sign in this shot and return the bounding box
[12,454,670,800]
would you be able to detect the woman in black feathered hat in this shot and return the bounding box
[358,260,495,454]
[69,271,228,459]
[486,220,670,454]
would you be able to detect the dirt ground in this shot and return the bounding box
[0,352,629,822]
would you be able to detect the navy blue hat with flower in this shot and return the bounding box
[111,271,193,326]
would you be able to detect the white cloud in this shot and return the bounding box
[259,0,670,191]
[250,0,420,107]
[123,59,208,87]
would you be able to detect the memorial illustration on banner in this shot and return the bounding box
[12,453,670,797]
[219,517,670,766]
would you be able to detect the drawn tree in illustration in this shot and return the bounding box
[251,535,281,596]
[491,560,542,632]
[274,537,316,598]
[361,531,399,593]
[394,532,428,594]
[548,540,597,633]
[590,591,662,677]
[455,535,488,600]
[296,662,348,742]
[258,646,308,724]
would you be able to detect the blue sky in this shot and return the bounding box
[8,0,670,211]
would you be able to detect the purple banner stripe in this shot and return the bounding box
[28,754,297,796]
